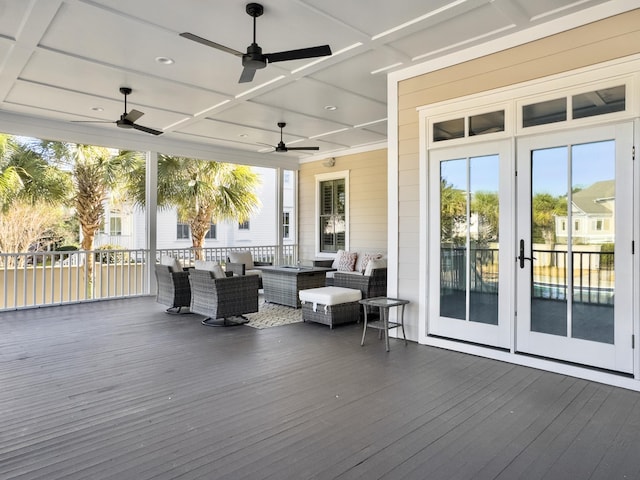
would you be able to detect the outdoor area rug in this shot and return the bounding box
[244,298,303,329]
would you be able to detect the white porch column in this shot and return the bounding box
[146,151,158,294]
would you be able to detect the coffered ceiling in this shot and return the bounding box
[0,0,630,168]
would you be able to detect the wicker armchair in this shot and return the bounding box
[155,264,191,314]
[226,251,272,289]
[188,269,260,327]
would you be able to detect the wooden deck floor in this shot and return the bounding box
[2,297,640,480]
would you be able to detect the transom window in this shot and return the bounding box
[522,85,626,128]
[433,110,505,143]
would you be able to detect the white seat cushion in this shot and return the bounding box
[299,286,362,308]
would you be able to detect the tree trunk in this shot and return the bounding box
[190,207,212,261]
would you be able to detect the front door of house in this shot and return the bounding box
[515,123,634,373]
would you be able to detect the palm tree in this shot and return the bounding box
[0,136,72,266]
[31,141,142,293]
[128,155,261,259]
[34,141,142,251]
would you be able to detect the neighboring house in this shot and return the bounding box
[555,180,615,245]
[93,167,296,250]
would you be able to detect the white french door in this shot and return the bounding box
[428,140,512,349]
[515,123,634,373]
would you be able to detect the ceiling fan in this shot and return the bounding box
[261,122,320,153]
[72,87,163,136]
[180,2,332,83]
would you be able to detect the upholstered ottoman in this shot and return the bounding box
[299,286,362,329]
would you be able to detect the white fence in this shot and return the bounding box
[0,244,297,311]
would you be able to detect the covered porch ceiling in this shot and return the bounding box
[0,0,633,169]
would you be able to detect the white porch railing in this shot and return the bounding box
[0,244,297,311]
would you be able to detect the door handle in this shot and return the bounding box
[517,239,535,269]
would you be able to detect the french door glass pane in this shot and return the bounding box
[439,155,500,324]
[440,159,467,320]
[469,155,499,325]
[531,147,568,336]
[570,141,615,343]
[530,141,615,344]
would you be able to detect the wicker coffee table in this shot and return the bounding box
[261,266,333,308]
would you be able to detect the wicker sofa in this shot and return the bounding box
[188,268,259,327]
[314,251,387,318]
[332,267,387,300]
[314,251,387,291]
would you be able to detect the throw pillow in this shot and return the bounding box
[160,255,182,272]
[331,249,345,269]
[227,250,254,269]
[359,253,383,273]
[364,258,387,276]
[337,251,357,271]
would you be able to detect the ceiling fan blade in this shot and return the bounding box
[132,124,163,136]
[180,32,244,56]
[265,45,331,63]
[125,109,144,123]
[71,120,115,124]
[285,146,320,151]
[239,66,257,83]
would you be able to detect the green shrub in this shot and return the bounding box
[95,244,129,264]
[600,243,614,270]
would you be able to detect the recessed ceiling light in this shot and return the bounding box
[91,107,104,112]
[155,56,174,65]
[324,105,337,111]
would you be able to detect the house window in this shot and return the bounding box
[205,223,217,239]
[574,220,580,232]
[282,212,290,239]
[318,177,346,253]
[177,222,189,240]
[239,220,250,230]
[595,219,603,231]
[109,217,122,236]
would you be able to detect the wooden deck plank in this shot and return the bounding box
[2,297,640,480]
